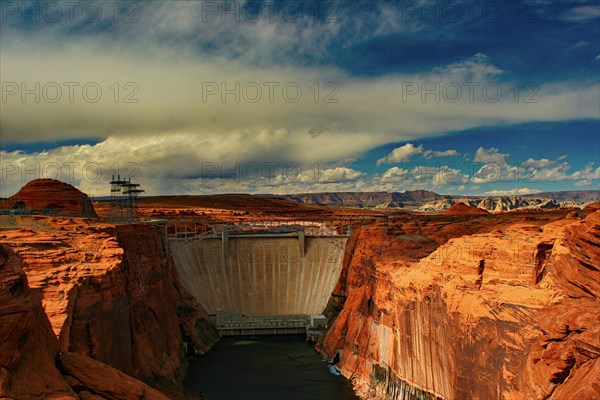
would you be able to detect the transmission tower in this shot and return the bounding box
[109,175,144,222]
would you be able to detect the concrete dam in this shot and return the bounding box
[169,225,349,334]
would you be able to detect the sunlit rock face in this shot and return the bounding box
[0,244,76,399]
[523,211,600,400]
[0,217,218,398]
[321,210,600,400]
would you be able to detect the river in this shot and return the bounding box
[183,335,359,400]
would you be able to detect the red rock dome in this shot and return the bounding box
[5,179,97,217]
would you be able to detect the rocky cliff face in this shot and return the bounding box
[523,212,600,399]
[0,217,218,399]
[321,211,599,399]
[420,196,575,213]
[0,244,76,399]
[476,196,560,213]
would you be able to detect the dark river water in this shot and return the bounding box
[183,335,360,400]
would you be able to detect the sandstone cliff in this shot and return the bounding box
[321,211,600,399]
[0,244,76,399]
[0,217,218,399]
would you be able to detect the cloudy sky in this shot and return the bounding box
[1,0,599,197]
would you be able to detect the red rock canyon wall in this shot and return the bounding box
[321,211,600,399]
[0,217,218,399]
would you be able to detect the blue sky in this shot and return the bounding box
[0,0,599,196]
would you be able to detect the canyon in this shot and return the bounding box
[0,179,599,399]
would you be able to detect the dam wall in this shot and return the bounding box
[170,234,348,315]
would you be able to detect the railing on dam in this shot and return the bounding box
[163,218,359,242]
[210,311,328,337]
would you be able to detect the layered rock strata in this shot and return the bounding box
[0,217,218,399]
[321,211,600,399]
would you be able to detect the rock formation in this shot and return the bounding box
[0,244,76,399]
[2,179,97,218]
[419,199,456,212]
[443,203,489,215]
[476,196,559,212]
[523,211,600,399]
[584,201,600,212]
[0,217,218,399]
[321,210,600,399]
[59,352,170,400]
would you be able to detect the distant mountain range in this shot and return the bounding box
[518,191,600,203]
[279,190,446,209]
[274,190,600,212]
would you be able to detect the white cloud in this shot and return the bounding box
[377,144,424,165]
[569,164,600,181]
[1,7,599,197]
[474,147,510,165]
[434,53,503,81]
[471,154,600,185]
[523,158,556,169]
[1,40,598,152]
[482,188,541,196]
[0,139,367,197]
[561,5,600,22]
[2,139,597,197]
[380,167,410,181]
[430,167,470,186]
[379,165,469,187]
[574,179,592,187]
[377,143,459,165]
[529,162,571,181]
[472,163,520,184]
[304,166,365,183]
[423,149,460,158]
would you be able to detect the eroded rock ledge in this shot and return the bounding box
[321,210,600,400]
[0,217,219,399]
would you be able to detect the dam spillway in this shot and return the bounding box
[170,232,348,317]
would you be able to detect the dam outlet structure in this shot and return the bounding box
[168,221,350,337]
